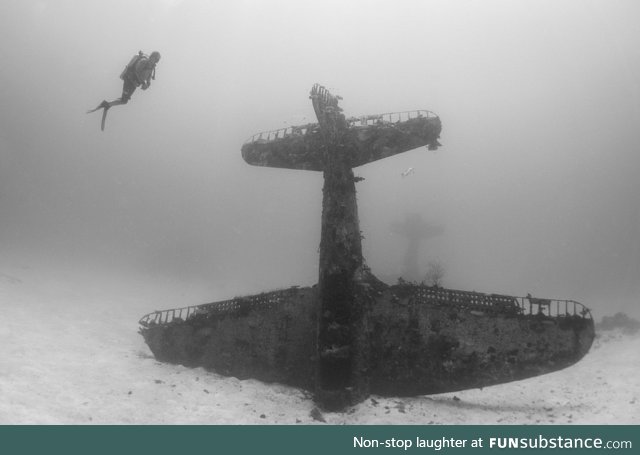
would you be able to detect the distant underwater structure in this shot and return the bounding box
[139,84,594,411]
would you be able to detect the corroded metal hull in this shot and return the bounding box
[139,284,594,396]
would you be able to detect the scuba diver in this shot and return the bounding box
[88,50,161,131]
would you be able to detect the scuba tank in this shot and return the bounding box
[120,51,146,80]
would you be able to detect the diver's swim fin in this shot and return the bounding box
[100,107,109,131]
[87,100,109,114]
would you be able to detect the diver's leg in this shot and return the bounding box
[100,82,136,130]
[89,79,134,112]
[108,80,136,107]
[105,98,127,108]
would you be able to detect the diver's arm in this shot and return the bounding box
[140,69,152,89]
[136,61,153,90]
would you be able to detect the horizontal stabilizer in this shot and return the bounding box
[242,111,442,171]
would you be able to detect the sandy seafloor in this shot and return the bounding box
[1,261,638,425]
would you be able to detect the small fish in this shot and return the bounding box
[401,167,415,177]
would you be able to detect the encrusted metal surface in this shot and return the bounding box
[241,110,442,172]
[139,284,595,396]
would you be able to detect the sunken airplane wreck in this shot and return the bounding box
[139,84,595,411]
